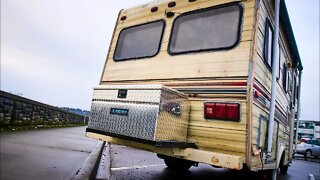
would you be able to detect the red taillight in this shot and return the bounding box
[204,102,240,121]
[301,139,307,143]
[204,103,215,119]
[226,104,240,121]
[215,103,227,119]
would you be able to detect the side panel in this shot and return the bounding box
[250,0,295,170]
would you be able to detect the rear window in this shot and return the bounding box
[169,3,243,54]
[114,20,165,61]
[308,140,319,146]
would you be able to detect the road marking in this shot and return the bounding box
[111,164,166,171]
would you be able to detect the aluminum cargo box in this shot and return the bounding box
[86,84,193,147]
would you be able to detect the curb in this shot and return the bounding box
[96,142,111,180]
[294,156,320,163]
[73,141,106,180]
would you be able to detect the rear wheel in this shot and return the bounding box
[305,150,312,158]
[163,157,194,171]
[280,164,289,173]
[259,168,279,180]
[279,153,289,173]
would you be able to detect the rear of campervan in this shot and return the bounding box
[86,0,302,177]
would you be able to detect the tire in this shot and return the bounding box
[164,157,193,171]
[280,164,289,173]
[304,150,312,158]
[259,169,279,180]
[279,153,289,174]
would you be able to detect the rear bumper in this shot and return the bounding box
[86,128,196,149]
[172,147,244,170]
[86,132,244,170]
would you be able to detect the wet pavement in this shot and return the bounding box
[1,128,319,180]
[0,126,98,180]
[110,145,320,180]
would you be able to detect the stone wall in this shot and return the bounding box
[0,91,88,126]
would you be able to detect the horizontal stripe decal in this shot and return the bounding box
[253,82,288,124]
[167,82,247,87]
[253,83,270,100]
[175,88,247,94]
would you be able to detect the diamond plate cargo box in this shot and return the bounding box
[86,84,190,145]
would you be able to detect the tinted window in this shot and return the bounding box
[264,19,281,77]
[169,4,242,54]
[282,63,289,92]
[114,20,165,61]
[264,20,273,67]
[293,76,297,105]
[308,140,319,146]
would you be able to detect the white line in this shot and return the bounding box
[111,164,166,171]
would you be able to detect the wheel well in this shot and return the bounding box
[280,152,286,166]
[277,146,286,167]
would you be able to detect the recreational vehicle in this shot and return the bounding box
[86,0,303,179]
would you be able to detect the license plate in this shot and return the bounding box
[110,108,129,116]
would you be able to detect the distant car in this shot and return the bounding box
[296,138,320,158]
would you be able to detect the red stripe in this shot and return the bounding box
[253,84,270,100]
[166,82,247,87]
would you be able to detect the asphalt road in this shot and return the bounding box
[110,145,320,180]
[0,126,98,180]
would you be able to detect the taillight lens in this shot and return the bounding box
[300,139,307,143]
[204,102,240,121]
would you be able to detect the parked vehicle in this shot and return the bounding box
[296,138,320,158]
[86,0,303,179]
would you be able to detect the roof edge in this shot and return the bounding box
[280,0,303,70]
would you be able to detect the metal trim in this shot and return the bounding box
[86,128,196,148]
[257,115,268,148]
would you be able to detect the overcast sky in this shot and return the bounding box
[1,0,319,120]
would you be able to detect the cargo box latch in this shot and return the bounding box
[117,89,127,98]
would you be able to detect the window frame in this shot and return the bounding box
[113,19,166,62]
[293,74,297,105]
[264,18,282,82]
[282,63,289,93]
[277,46,281,80]
[167,2,243,55]
[263,18,274,71]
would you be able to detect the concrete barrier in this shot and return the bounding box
[0,90,88,127]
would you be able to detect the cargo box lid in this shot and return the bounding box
[92,84,188,104]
